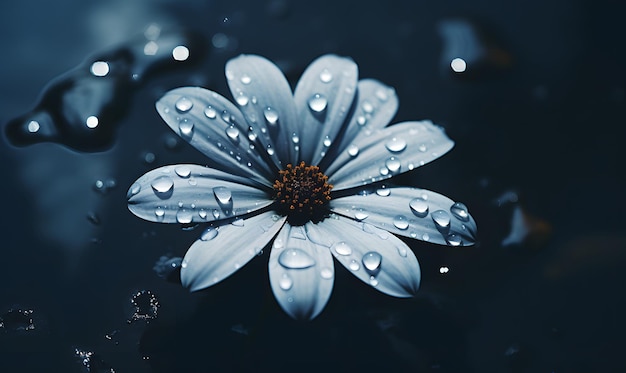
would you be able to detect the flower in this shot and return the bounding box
[127,54,477,320]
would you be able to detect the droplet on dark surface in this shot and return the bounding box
[127,290,160,324]
[4,28,206,152]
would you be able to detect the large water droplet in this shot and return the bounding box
[446,233,463,246]
[151,176,174,197]
[308,93,328,113]
[204,106,217,119]
[450,202,470,222]
[278,248,316,269]
[225,126,240,141]
[354,209,369,221]
[176,209,193,224]
[178,119,194,139]
[279,273,293,290]
[175,166,191,178]
[432,210,451,228]
[264,107,279,125]
[385,157,401,173]
[385,137,407,153]
[409,198,429,217]
[393,215,409,230]
[332,241,352,256]
[319,69,333,83]
[213,186,232,204]
[362,252,382,274]
[347,144,359,157]
[200,227,218,241]
[175,97,193,112]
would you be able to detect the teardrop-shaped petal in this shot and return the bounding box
[181,211,286,291]
[268,223,334,320]
[327,121,454,190]
[318,79,398,171]
[225,55,299,167]
[156,87,275,186]
[127,164,272,224]
[293,55,358,165]
[305,215,420,297]
[330,187,477,246]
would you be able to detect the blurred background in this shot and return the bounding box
[1,0,625,372]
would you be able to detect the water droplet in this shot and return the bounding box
[348,260,360,271]
[385,157,401,173]
[225,126,240,141]
[347,145,359,157]
[356,115,367,126]
[27,120,40,133]
[264,106,279,125]
[393,215,409,230]
[174,166,191,178]
[362,251,382,274]
[178,119,194,139]
[85,115,99,129]
[332,241,352,256]
[319,69,333,83]
[450,202,470,222]
[419,143,427,152]
[362,101,374,113]
[369,276,379,286]
[235,93,249,106]
[128,182,141,196]
[291,133,299,144]
[279,274,293,290]
[240,74,251,85]
[432,210,451,229]
[320,267,333,279]
[422,233,430,241]
[323,136,332,147]
[155,207,165,220]
[188,177,197,186]
[204,106,217,119]
[200,227,218,241]
[175,97,193,112]
[151,176,174,197]
[409,198,429,217]
[198,209,207,219]
[176,209,193,224]
[375,89,389,102]
[376,186,390,196]
[354,209,369,221]
[446,233,462,246]
[231,218,244,227]
[213,186,232,204]
[278,248,316,269]
[396,246,408,257]
[267,146,275,156]
[212,209,221,219]
[308,93,328,113]
[385,137,407,153]
[247,127,258,141]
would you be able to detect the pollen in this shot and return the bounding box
[273,162,332,224]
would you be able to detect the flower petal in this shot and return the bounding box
[225,55,299,167]
[327,121,455,191]
[305,216,420,297]
[127,164,272,224]
[330,187,477,246]
[293,55,358,165]
[318,79,398,171]
[268,223,334,320]
[181,211,286,291]
[156,87,275,186]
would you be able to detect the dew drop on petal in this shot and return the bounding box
[319,68,333,83]
[279,273,293,290]
[446,233,463,246]
[204,106,217,119]
[332,241,352,256]
[175,97,193,112]
[393,215,409,230]
[174,166,191,178]
[128,182,141,197]
[178,119,194,139]
[450,202,470,222]
[278,248,316,269]
[369,276,379,286]
[396,246,408,257]
[385,137,407,153]
[422,233,430,241]
[213,186,232,204]
[348,260,360,271]
[320,267,333,279]
[176,209,193,224]
[432,210,451,228]
[354,209,369,221]
[409,198,429,217]
[347,144,359,157]
[247,127,257,141]
[151,176,174,196]
[291,133,299,144]
[376,186,390,196]
[240,74,252,85]
[362,101,374,113]
[235,93,249,106]
[323,136,332,147]
[356,115,367,126]
[212,209,220,219]
[155,207,165,220]
[200,227,218,241]
[362,251,382,274]
[419,144,427,152]
[231,218,244,227]
[225,126,240,141]
[264,106,279,125]
[385,157,401,173]
[308,93,328,113]
[198,209,207,219]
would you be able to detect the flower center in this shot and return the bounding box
[273,161,333,225]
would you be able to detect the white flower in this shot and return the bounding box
[127,54,477,320]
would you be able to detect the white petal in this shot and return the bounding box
[293,55,358,165]
[181,211,286,291]
[127,164,272,224]
[327,121,454,190]
[268,223,334,320]
[318,79,398,171]
[226,55,299,167]
[330,187,477,246]
[306,216,420,297]
[156,87,275,186]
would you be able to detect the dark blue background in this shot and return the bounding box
[1,0,624,371]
